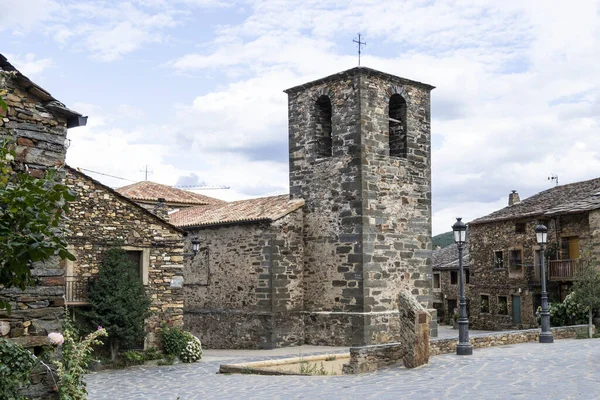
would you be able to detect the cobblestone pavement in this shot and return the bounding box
[87,339,600,400]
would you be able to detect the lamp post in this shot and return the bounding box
[453,217,472,355]
[535,224,554,343]
[184,237,201,259]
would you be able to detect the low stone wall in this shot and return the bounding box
[342,343,404,374]
[430,325,589,356]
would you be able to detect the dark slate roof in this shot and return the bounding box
[470,177,600,225]
[169,195,304,228]
[0,54,87,128]
[432,245,469,270]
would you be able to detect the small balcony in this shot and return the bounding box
[65,276,93,305]
[548,259,580,281]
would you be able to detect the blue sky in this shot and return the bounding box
[2,0,600,235]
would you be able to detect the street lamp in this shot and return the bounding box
[184,237,201,259]
[535,224,554,343]
[452,217,472,355]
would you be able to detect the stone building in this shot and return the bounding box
[431,245,470,325]
[63,167,186,347]
[162,66,436,348]
[468,180,600,330]
[0,54,86,344]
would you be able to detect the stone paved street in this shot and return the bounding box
[87,338,600,400]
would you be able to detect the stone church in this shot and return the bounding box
[124,66,435,349]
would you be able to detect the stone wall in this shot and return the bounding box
[184,210,305,348]
[397,290,430,368]
[469,219,548,330]
[64,168,185,347]
[285,67,434,346]
[430,325,589,355]
[0,72,68,347]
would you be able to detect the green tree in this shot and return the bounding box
[570,252,600,338]
[85,247,152,360]
[0,142,76,311]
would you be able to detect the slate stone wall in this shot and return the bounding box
[467,214,595,330]
[286,67,433,346]
[64,169,185,347]
[183,210,305,348]
[0,73,72,399]
[0,76,68,343]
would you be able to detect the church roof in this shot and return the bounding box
[116,181,225,207]
[169,195,304,228]
[283,66,435,94]
[470,177,600,225]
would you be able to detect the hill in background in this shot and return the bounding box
[432,231,454,248]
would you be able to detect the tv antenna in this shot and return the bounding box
[140,165,153,181]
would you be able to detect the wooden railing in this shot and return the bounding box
[65,276,93,304]
[548,259,580,281]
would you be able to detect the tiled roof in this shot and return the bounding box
[116,181,225,206]
[432,245,469,270]
[169,195,304,228]
[470,177,600,225]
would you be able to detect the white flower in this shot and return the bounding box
[5,153,14,162]
[48,332,64,346]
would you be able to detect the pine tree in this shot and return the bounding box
[86,247,152,360]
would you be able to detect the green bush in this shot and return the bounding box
[160,323,202,363]
[0,338,38,399]
[161,324,189,357]
[537,293,589,327]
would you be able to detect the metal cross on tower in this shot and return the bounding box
[353,33,366,66]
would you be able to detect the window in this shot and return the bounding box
[498,296,508,315]
[315,95,332,157]
[465,270,470,284]
[389,93,407,158]
[481,295,490,313]
[126,250,143,279]
[509,249,523,274]
[515,222,526,233]
[450,271,458,285]
[123,247,149,285]
[494,251,504,269]
[433,273,441,289]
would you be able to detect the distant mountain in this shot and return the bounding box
[432,231,454,249]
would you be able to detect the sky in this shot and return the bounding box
[1,0,600,235]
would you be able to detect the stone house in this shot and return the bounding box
[0,54,87,345]
[159,66,436,349]
[63,167,186,347]
[431,245,470,325]
[468,181,600,330]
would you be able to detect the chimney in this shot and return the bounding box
[154,197,169,221]
[508,190,520,206]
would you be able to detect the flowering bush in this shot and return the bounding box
[54,309,108,399]
[48,332,65,346]
[160,322,202,363]
[180,334,203,363]
[537,292,589,327]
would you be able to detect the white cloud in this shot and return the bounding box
[3,53,54,77]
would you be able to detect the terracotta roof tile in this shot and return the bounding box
[116,181,225,206]
[470,177,600,225]
[169,195,304,228]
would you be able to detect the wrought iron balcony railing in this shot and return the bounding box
[65,276,93,304]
